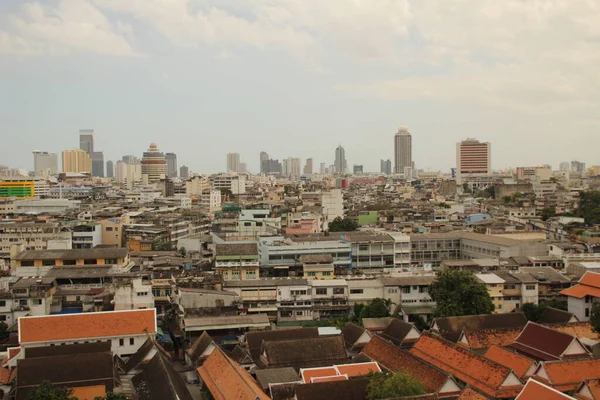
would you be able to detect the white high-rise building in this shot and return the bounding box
[334,145,347,174]
[115,160,128,183]
[456,138,491,184]
[32,151,58,177]
[226,153,241,173]
[394,125,412,174]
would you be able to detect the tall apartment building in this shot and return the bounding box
[165,153,178,178]
[106,160,114,178]
[571,160,586,174]
[62,149,92,173]
[334,145,347,174]
[304,158,313,175]
[226,153,241,173]
[380,159,392,175]
[262,159,282,175]
[394,125,412,174]
[79,130,94,154]
[260,151,269,173]
[282,158,301,178]
[456,138,491,184]
[353,165,363,174]
[32,151,58,177]
[180,165,189,179]
[122,155,139,164]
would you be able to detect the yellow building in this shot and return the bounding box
[62,149,92,173]
[0,181,35,198]
[301,254,335,280]
[214,243,259,280]
[476,273,505,313]
[14,248,130,267]
[99,216,130,247]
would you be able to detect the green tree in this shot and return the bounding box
[591,303,600,333]
[578,191,600,224]
[152,237,173,251]
[366,372,426,400]
[94,394,127,400]
[429,270,494,317]
[28,381,76,400]
[539,207,557,221]
[521,303,546,322]
[410,315,429,332]
[328,217,359,232]
[179,247,187,257]
[359,298,392,319]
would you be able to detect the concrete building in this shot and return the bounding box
[559,161,570,172]
[92,152,104,177]
[186,176,210,197]
[0,180,35,198]
[165,152,177,178]
[141,143,167,183]
[122,155,139,164]
[571,160,586,174]
[115,160,127,183]
[0,222,71,257]
[476,273,505,313]
[353,165,364,175]
[380,159,392,175]
[394,125,412,174]
[262,158,282,175]
[12,198,80,215]
[211,173,246,195]
[282,157,301,178]
[515,165,552,182]
[561,272,600,321]
[456,138,491,184]
[199,189,222,215]
[180,165,189,179]
[260,151,269,174]
[113,278,154,310]
[13,247,130,268]
[381,275,436,322]
[227,152,241,173]
[62,149,92,173]
[32,151,58,177]
[322,189,344,230]
[214,243,260,280]
[335,145,347,174]
[71,222,103,249]
[79,130,94,154]
[105,160,114,178]
[304,158,313,175]
[99,216,129,247]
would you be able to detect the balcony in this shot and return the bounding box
[12,305,30,311]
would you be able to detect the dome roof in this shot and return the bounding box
[397,125,409,134]
[149,143,158,149]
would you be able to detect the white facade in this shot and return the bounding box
[226,153,241,173]
[394,126,412,174]
[199,190,222,214]
[322,189,343,230]
[114,278,155,310]
[0,223,71,256]
[13,199,80,214]
[211,174,246,195]
[346,279,384,306]
[140,190,162,203]
[115,160,128,183]
[72,223,102,249]
[186,176,210,196]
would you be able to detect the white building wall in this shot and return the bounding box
[322,190,343,230]
[568,297,588,321]
[114,279,155,310]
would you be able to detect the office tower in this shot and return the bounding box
[240,163,247,173]
[260,151,269,173]
[32,151,58,177]
[122,155,140,164]
[180,165,189,179]
[353,165,364,174]
[282,157,301,178]
[320,163,326,174]
[165,153,177,178]
[262,159,282,175]
[380,159,392,175]
[304,158,313,175]
[456,138,491,184]
[115,160,127,182]
[79,129,94,154]
[141,143,167,183]
[559,162,570,172]
[394,125,412,174]
[106,160,114,178]
[62,149,92,173]
[291,158,301,178]
[91,152,104,177]
[226,153,241,173]
[571,161,586,174]
[334,145,347,174]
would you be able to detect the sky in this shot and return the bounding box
[1,0,599,174]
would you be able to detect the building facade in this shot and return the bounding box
[456,138,491,184]
[141,143,167,183]
[165,152,177,178]
[62,149,92,173]
[32,151,58,177]
[394,125,412,174]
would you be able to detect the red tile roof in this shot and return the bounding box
[362,336,456,395]
[483,345,537,379]
[19,309,156,343]
[457,387,490,400]
[0,366,16,385]
[336,362,381,378]
[516,378,575,400]
[580,272,600,288]
[561,272,600,299]
[460,328,522,349]
[534,359,600,392]
[544,322,599,340]
[576,379,600,400]
[510,322,589,361]
[311,375,348,383]
[197,348,270,400]
[410,332,522,399]
[301,367,338,384]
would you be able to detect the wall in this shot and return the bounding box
[494,183,533,199]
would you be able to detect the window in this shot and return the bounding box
[0,301,5,307]
[333,288,344,295]
[388,288,398,294]
[401,287,410,294]
[20,261,34,267]
[231,271,241,280]
[106,227,113,231]
[419,287,428,293]
[130,338,134,345]
[525,285,536,291]
[33,299,42,305]
[76,296,81,301]
[585,296,590,304]
[63,259,77,265]
[137,292,148,297]
[119,339,124,346]
[322,271,331,276]
[316,288,327,295]
[296,311,303,316]
[359,244,368,251]
[0,315,6,322]
[19,299,27,306]
[350,289,364,294]
[307,272,317,277]
[256,222,263,227]
[105,259,117,264]
[84,259,97,265]
[244,222,252,227]
[42,260,55,266]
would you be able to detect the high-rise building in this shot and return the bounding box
[262,159,282,175]
[32,151,58,177]
[227,153,241,173]
[180,165,189,179]
[571,161,586,174]
[394,125,412,174]
[141,143,167,183]
[334,145,347,174]
[240,163,247,173]
[353,165,364,175]
[380,159,392,175]
[260,151,269,173]
[106,160,114,178]
[62,149,92,173]
[320,163,326,174]
[282,157,301,177]
[92,152,104,177]
[456,138,491,184]
[559,162,570,172]
[115,160,127,182]
[165,153,177,178]
[122,155,140,164]
[79,129,94,154]
[304,158,313,175]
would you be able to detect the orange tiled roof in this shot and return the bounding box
[311,375,348,383]
[544,322,599,340]
[461,328,522,349]
[516,378,575,400]
[579,379,600,400]
[19,309,156,343]
[483,345,536,379]
[458,387,490,400]
[70,385,107,400]
[410,333,522,399]
[535,359,600,392]
[301,367,338,384]
[336,362,381,378]
[560,285,600,299]
[197,348,270,400]
[0,367,15,385]
[579,272,600,288]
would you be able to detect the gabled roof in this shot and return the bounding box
[124,337,170,373]
[458,327,522,350]
[457,388,490,400]
[255,367,300,391]
[483,345,537,379]
[510,322,590,361]
[25,341,111,358]
[539,307,578,324]
[575,379,600,400]
[533,359,600,392]
[246,328,319,361]
[361,336,456,395]
[197,348,270,400]
[544,322,599,340]
[215,243,258,257]
[228,345,253,365]
[361,317,393,331]
[187,331,216,364]
[380,318,420,346]
[294,378,369,400]
[515,378,575,400]
[260,336,348,370]
[561,272,600,299]
[410,332,523,399]
[432,313,527,342]
[19,309,156,343]
[342,322,370,350]
[132,351,193,400]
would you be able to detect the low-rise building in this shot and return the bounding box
[300,254,334,280]
[214,243,259,281]
[13,248,130,268]
[0,222,71,257]
[310,279,350,320]
[476,273,505,313]
[561,272,600,321]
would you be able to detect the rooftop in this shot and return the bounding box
[15,247,128,260]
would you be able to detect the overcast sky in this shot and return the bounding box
[1,0,599,174]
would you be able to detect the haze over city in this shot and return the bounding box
[1,0,599,173]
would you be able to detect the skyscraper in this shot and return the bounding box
[62,149,92,173]
[92,152,104,177]
[456,138,491,184]
[180,165,189,179]
[260,151,269,173]
[353,165,364,174]
[262,159,282,175]
[141,143,167,183]
[226,153,241,173]
[334,145,347,174]
[380,159,392,175]
[122,155,140,164]
[165,153,178,178]
[115,160,127,182]
[571,161,586,174]
[32,151,58,177]
[106,160,114,178]
[79,129,94,154]
[394,125,412,174]
[304,158,313,175]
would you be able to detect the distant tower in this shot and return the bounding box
[394,125,412,174]
[456,138,491,184]
[334,145,347,174]
[106,160,114,178]
[32,150,58,176]
[165,153,178,178]
[79,129,94,154]
[141,143,167,183]
[180,165,189,179]
[380,159,392,175]
[260,151,269,174]
[226,153,241,173]
[304,158,313,175]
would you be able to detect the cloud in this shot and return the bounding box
[0,0,138,56]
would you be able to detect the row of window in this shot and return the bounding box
[315,288,345,295]
[20,258,118,267]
